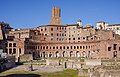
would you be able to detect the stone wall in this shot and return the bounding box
[20,54,33,62]
[90,65,120,77]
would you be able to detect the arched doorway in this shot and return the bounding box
[76,51,80,57]
[56,51,59,57]
[49,52,52,58]
[82,51,86,58]
[70,51,73,57]
[43,52,45,58]
[63,51,65,57]
[88,51,90,58]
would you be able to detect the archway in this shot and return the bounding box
[49,52,52,58]
[82,51,86,58]
[70,51,73,57]
[88,51,90,58]
[43,52,45,58]
[63,51,65,57]
[56,51,59,57]
[76,51,80,57]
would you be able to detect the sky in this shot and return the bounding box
[0,0,120,29]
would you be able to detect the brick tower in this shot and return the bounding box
[50,7,62,25]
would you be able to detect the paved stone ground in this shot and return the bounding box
[4,65,65,73]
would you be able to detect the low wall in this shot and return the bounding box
[20,54,33,62]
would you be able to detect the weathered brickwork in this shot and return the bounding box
[0,7,120,61]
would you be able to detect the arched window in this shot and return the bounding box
[60,46,62,49]
[13,48,16,54]
[53,46,55,49]
[9,43,12,47]
[67,46,69,49]
[13,43,16,47]
[74,46,76,49]
[63,46,65,49]
[9,49,12,54]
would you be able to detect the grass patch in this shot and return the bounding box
[42,69,79,77]
[0,71,32,76]
[80,59,84,62]
[0,69,88,77]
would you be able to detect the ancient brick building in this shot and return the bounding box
[1,7,120,61]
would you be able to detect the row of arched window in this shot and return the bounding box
[6,43,16,47]
[35,45,96,50]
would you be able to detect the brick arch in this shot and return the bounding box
[55,51,60,57]
[82,51,87,58]
[62,51,66,57]
[49,52,53,58]
[70,51,73,57]
[76,51,80,57]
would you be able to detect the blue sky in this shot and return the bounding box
[0,0,120,29]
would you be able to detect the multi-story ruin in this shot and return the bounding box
[1,7,120,61]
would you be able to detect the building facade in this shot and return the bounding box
[96,21,120,35]
[1,7,120,61]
